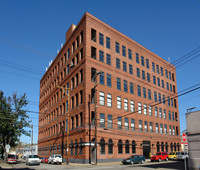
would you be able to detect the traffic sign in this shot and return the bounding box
[182,133,186,142]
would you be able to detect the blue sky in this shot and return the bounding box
[0,0,200,144]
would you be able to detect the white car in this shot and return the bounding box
[26,155,40,165]
[48,154,62,164]
[176,152,189,161]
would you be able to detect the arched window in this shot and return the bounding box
[157,142,160,152]
[65,141,67,155]
[177,143,180,151]
[170,142,173,152]
[108,139,113,154]
[100,138,105,154]
[118,140,123,154]
[75,139,78,155]
[174,142,176,151]
[55,144,57,154]
[59,143,61,154]
[70,140,73,155]
[125,140,129,154]
[132,140,136,154]
[79,138,83,155]
[165,142,168,152]
[161,142,164,152]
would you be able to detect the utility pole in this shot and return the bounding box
[92,71,102,165]
[30,125,33,154]
[57,86,70,165]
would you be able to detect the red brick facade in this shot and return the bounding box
[38,12,181,163]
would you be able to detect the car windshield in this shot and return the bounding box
[8,155,15,158]
[169,152,174,155]
[127,155,134,159]
[29,155,39,158]
[55,155,61,158]
[176,152,181,155]
[156,153,162,155]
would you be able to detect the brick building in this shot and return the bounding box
[38,12,181,163]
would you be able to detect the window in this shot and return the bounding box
[143,87,146,98]
[147,73,150,82]
[116,42,120,53]
[157,77,160,86]
[118,117,122,129]
[100,138,105,154]
[122,45,126,57]
[153,76,156,85]
[106,37,110,49]
[107,74,112,87]
[107,94,112,107]
[142,70,145,80]
[141,56,144,66]
[131,119,135,131]
[162,80,164,88]
[108,115,112,128]
[170,84,172,92]
[152,62,155,72]
[168,111,171,120]
[136,53,139,63]
[173,126,175,135]
[139,120,143,131]
[123,61,127,72]
[91,28,96,42]
[125,140,129,154]
[154,91,157,102]
[160,124,163,134]
[158,93,161,103]
[91,68,97,82]
[106,54,111,65]
[67,48,70,60]
[116,58,120,69]
[161,67,163,76]
[166,70,168,78]
[117,97,122,109]
[149,122,153,133]
[149,106,152,116]
[167,82,169,90]
[132,140,136,153]
[156,123,159,133]
[137,68,140,78]
[163,95,165,104]
[156,64,159,74]
[155,107,158,117]
[130,100,134,112]
[99,50,104,62]
[138,102,142,114]
[91,47,96,59]
[168,97,170,106]
[99,72,104,85]
[164,124,167,134]
[80,90,83,104]
[118,140,123,154]
[99,33,104,46]
[108,139,113,154]
[124,80,128,92]
[144,104,147,115]
[117,77,121,90]
[125,118,129,130]
[169,71,171,80]
[148,89,151,100]
[169,125,172,135]
[146,59,149,68]
[129,64,133,74]
[100,113,105,127]
[159,108,162,118]
[99,92,105,106]
[124,98,128,111]
[79,138,83,154]
[172,112,174,121]
[138,85,141,97]
[128,49,132,60]
[163,109,166,119]
[144,121,148,132]
[130,82,134,94]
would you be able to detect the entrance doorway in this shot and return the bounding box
[143,140,151,158]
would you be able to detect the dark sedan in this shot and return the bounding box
[122,155,145,165]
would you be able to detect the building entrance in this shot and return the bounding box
[143,140,151,158]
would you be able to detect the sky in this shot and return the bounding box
[0,0,200,144]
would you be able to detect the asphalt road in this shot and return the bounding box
[2,159,185,170]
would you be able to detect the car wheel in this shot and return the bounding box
[166,157,168,161]
[59,163,62,165]
[159,158,161,162]
[131,161,134,165]
[151,160,154,162]
[141,160,145,164]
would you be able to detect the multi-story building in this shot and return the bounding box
[38,12,181,163]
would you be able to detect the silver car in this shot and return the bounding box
[48,154,62,164]
[176,152,189,161]
[26,155,40,165]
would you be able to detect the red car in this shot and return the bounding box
[7,154,17,164]
[151,152,168,162]
[41,157,48,163]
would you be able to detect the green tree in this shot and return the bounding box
[0,91,31,157]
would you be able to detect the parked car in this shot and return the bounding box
[151,152,168,162]
[7,154,17,164]
[48,154,62,164]
[176,152,189,161]
[168,151,181,160]
[41,157,48,163]
[26,155,40,165]
[122,155,145,165]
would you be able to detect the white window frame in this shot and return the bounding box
[117,96,121,109]
[138,102,142,114]
[107,94,112,107]
[124,98,128,111]
[99,92,105,106]
[144,104,147,115]
[130,100,134,112]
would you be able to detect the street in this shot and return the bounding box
[0,159,185,170]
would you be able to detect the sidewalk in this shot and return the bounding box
[0,160,12,169]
